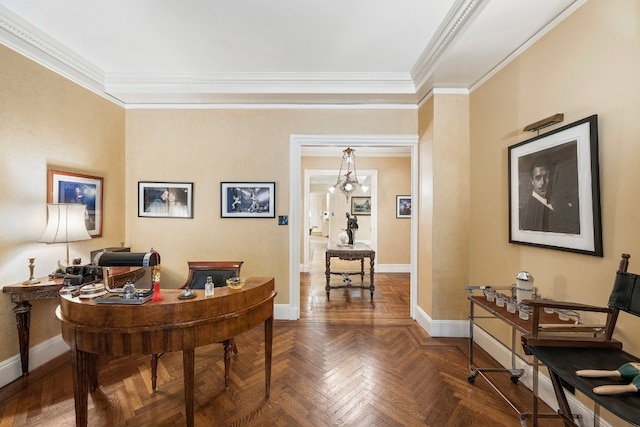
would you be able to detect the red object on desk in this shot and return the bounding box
[152,281,163,301]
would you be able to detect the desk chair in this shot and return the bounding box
[150,261,244,392]
[522,253,640,426]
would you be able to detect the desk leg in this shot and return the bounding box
[325,254,331,299]
[13,302,31,376]
[369,254,375,299]
[223,340,232,390]
[183,330,196,427]
[265,316,273,398]
[70,342,96,427]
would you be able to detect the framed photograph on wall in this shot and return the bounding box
[138,182,193,218]
[48,170,103,237]
[396,195,412,218]
[508,115,602,256]
[221,182,275,218]
[351,196,371,216]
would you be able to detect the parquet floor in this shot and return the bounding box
[0,237,564,426]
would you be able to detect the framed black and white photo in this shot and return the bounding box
[138,182,193,218]
[351,196,371,216]
[508,115,602,256]
[48,169,103,237]
[396,195,411,218]
[221,182,275,218]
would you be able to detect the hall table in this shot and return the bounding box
[56,276,276,427]
[325,242,375,299]
[2,266,145,376]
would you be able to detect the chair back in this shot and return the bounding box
[608,271,640,317]
[182,261,244,289]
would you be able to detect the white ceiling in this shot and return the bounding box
[0,0,584,106]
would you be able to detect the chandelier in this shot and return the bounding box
[328,147,367,201]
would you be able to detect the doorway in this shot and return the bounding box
[289,134,419,321]
[302,169,378,273]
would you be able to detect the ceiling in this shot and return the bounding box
[0,0,584,107]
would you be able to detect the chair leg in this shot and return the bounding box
[230,337,238,355]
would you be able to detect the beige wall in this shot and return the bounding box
[0,44,126,362]
[124,109,416,305]
[469,0,640,360]
[417,93,470,320]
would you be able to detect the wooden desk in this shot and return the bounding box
[56,276,276,427]
[2,267,144,375]
[325,242,375,299]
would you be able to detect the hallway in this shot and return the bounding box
[301,236,411,324]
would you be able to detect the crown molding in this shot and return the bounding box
[104,72,418,104]
[0,5,108,98]
[411,0,488,101]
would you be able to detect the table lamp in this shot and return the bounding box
[39,204,92,269]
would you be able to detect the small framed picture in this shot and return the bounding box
[48,170,103,237]
[508,115,602,256]
[396,195,411,218]
[351,197,371,216]
[138,182,193,218]
[221,182,275,218]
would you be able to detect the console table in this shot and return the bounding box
[2,267,144,375]
[325,242,375,299]
[466,286,571,426]
[57,276,276,427]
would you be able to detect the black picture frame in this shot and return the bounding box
[48,169,103,237]
[396,195,411,218]
[221,182,275,218]
[138,182,193,218]
[351,197,371,216]
[508,115,602,256]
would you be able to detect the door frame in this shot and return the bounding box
[289,134,419,320]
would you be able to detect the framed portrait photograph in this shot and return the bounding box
[396,195,412,218]
[47,170,103,237]
[221,182,275,218]
[508,115,602,256]
[351,197,371,216]
[138,182,193,218]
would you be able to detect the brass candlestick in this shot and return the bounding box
[23,258,41,285]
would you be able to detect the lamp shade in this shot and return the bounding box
[39,204,92,243]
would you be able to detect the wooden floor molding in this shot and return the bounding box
[0,241,564,426]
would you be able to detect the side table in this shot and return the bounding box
[325,242,375,299]
[3,267,145,375]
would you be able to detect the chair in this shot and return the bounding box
[150,261,244,392]
[521,253,640,426]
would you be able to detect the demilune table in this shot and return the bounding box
[325,242,375,299]
[57,276,276,427]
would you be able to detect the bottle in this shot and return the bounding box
[205,276,214,297]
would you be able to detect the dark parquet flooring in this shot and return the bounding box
[0,237,564,426]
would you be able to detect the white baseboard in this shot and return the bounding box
[274,303,298,320]
[415,305,469,337]
[376,264,410,273]
[0,334,69,389]
[413,308,607,427]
